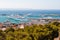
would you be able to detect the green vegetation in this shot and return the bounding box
[0,21,60,40]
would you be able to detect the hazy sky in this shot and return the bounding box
[0,0,60,10]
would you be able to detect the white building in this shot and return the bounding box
[18,24,24,29]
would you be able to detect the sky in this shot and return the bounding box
[0,0,60,10]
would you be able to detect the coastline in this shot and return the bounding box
[0,18,60,30]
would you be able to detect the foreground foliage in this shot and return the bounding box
[0,21,60,40]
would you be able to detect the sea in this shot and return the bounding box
[0,10,60,24]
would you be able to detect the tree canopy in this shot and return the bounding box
[0,21,60,40]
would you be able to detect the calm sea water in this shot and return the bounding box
[0,10,60,24]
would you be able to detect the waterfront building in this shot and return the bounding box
[1,28,6,31]
[18,24,24,29]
